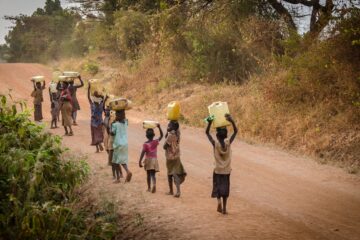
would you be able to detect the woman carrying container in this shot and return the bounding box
[31,78,46,122]
[59,81,74,136]
[68,75,84,126]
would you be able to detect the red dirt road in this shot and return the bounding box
[1,63,360,240]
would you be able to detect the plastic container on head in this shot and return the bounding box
[167,101,180,120]
[109,98,133,111]
[63,71,79,78]
[58,76,72,83]
[31,76,45,83]
[208,101,231,128]
[143,120,159,129]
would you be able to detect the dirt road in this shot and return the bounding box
[1,63,360,240]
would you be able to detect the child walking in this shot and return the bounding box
[139,124,163,193]
[164,120,186,198]
[111,110,132,183]
[50,101,59,128]
[205,114,238,214]
[103,102,122,179]
[87,85,104,153]
[31,81,46,122]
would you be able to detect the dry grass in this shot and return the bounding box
[51,53,360,173]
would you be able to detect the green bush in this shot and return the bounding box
[82,60,100,75]
[0,95,118,239]
[112,10,150,59]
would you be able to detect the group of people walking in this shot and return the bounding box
[31,74,238,215]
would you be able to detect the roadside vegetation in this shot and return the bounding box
[0,94,119,239]
[0,0,359,171]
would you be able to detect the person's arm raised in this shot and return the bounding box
[76,75,84,88]
[205,119,215,147]
[157,124,164,142]
[225,114,238,144]
[87,83,92,104]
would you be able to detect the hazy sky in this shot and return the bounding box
[0,0,75,44]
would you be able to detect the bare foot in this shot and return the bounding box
[113,179,120,184]
[125,172,132,182]
[166,191,174,195]
[99,144,104,151]
[222,209,228,215]
[174,192,180,198]
[217,204,222,213]
[151,185,156,193]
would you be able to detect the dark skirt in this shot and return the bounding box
[91,125,104,145]
[211,172,230,198]
[34,103,43,121]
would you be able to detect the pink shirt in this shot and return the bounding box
[143,140,159,159]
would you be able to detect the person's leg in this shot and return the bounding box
[68,126,73,135]
[146,171,151,191]
[64,126,68,135]
[99,143,104,151]
[150,170,156,193]
[95,144,100,153]
[217,198,222,213]
[54,118,57,128]
[166,175,174,195]
[107,150,113,166]
[173,174,181,198]
[222,197,228,214]
[111,162,116,179]
[121,164,132,182]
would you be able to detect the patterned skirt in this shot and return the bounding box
[91,125,104,145]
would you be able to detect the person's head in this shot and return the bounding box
[216,127,228,141]
[63,82,69,89]
[146,128,155,140]
[69,79,74,86]
[35,82,41,89]
[115,109,125,121]
[167,120,179,132]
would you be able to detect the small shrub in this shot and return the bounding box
[0,95,118,239]
[82,60,100,75]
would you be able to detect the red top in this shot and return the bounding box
[143,140,159,159]
[60,89,72,103]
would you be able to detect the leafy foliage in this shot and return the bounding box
[4,0,81,62]
[0,95,118,239]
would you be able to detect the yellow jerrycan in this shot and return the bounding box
[208,101,230,128]
[143,120,159,129]
[167,101,180,120]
